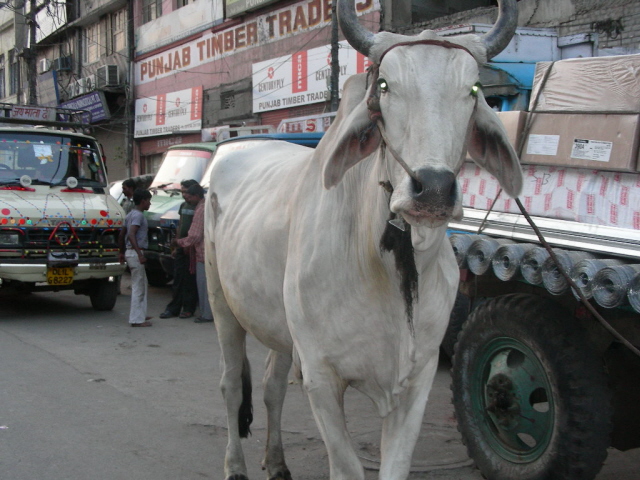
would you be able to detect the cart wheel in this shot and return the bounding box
[451,294,611,480]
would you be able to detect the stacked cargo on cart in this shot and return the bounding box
[446,54,640,480]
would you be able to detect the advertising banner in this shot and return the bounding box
[252,40,372,113]
[135,0,378,85]
[134,86,203,138]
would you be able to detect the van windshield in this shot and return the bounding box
[0,132,107,187]
[150,149,213,190]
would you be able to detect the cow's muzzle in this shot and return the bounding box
[395,167,458,226]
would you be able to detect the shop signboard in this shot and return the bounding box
[134,86,203,138]
[252,40,372,113]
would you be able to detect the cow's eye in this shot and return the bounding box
[377,78,389,93]
[470,82,482,97]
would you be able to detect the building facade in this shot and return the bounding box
[0,0,636,179]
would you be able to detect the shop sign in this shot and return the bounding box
[135,0,378,86]
[134,86,203,138]
[252,40,372,113]
[60,91,110,123]
[277,112,336,133]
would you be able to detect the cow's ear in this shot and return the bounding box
[468,92,523,198]
[319,75,382,189]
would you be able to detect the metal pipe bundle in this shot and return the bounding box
[628,273,640,314]
[449,234,481,269]
[570,259,627,300]
[592,264,640,308]
[492,243,537,281]
[541,250,596,295]
[467,237,515,275]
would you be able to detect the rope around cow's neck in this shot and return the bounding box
[375,118,421,184]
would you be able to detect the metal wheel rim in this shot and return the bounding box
[471,336,555,463]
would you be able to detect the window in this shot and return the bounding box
[0,54,5,99]
[83,23,101,64]
[178,0,195,7]
[8,50,18,96]
[142,0,162,23]
[108,10,127,55]
[221,92,236,110]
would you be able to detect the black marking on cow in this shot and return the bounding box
[379,187,418,335]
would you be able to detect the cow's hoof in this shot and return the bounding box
[226,475,249,480]
[268,469,292,480]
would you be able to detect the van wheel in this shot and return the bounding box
[90,278,119,311]
[451,294,611,480]
[146,268,171,287]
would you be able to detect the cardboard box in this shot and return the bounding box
[530,55,640,113]
[520,113,640,171]
[466,110,528,161]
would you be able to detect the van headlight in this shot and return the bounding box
[0,232,21,246]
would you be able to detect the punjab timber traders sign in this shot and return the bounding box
[134,0,378,86]
[134,86,203,138]
[252,40,372,113]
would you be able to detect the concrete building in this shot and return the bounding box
[0,0,637,178]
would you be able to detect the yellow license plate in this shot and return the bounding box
[47,267,74,285]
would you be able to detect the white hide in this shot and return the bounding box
[205,35,522,480]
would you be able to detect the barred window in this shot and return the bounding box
[221,93,236,110]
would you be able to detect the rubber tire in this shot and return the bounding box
[146,268,171,287]
[451,294,611,480]
[440,291,471,358]
[90,278,119,311]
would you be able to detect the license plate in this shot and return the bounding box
[47,267,74,285]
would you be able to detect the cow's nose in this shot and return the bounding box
[410,168,457,207]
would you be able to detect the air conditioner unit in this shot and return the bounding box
[96,64,119,88]
[69,81,80,98]
[76,78,87,95]
[38,58,52,74]
[53,56,72,71]
[84,74,95,92]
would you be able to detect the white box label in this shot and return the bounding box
[526,134,560,156]
[570,139,613,162]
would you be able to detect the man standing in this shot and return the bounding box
[120,178,136,214]
[173,184,213,323]
[159,179,199,319]
[124,189,153,327]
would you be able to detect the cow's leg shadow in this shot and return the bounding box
[262,349,293,480]
[303,366,365,480]
[378,354,439,480]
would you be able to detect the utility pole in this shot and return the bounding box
[25,0,39,105]
[329,2,340,112]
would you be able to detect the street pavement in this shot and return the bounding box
[0,273,638,480]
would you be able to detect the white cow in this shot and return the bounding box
[205,1,522,479]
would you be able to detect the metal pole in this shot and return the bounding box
[26,0,38,105]
[329,2,340,112]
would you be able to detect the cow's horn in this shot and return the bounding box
[481,0,518,60]
[338,0,375,57]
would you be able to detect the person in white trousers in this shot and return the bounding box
[122,189,153,327]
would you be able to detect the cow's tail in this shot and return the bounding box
[238,354,253,438]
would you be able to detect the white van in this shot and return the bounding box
[0,108,126,310]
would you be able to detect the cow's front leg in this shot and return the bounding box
[303,366,364,480]
[262,350,293,480]
[378,353,439,480]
